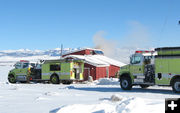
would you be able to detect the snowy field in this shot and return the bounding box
[0,65,180,113]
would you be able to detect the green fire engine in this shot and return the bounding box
[8,59,84,84]
[119,47,180,93]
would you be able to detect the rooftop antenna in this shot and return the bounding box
[60,44,63,58]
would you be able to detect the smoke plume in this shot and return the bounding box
[93,21,153,64]
[93,31,117,57]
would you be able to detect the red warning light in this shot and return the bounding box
[135,51,143,53]
[20,60,29,62]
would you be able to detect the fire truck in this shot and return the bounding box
[119,47,180,93]
[8,59,84,84]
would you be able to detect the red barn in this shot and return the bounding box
[62,48,125,80]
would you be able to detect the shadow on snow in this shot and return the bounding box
[67,86,180,95]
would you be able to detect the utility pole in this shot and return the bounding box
[60,44,63,58]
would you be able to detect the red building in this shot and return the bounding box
[62,48,125,80]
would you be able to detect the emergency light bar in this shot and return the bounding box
[135,50,154,54]
[20,60,29,62]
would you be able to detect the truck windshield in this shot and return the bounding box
[15,62,22,69]
[130,55,141,64]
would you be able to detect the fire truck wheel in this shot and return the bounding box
[50,75,60,84]
[8,74,16,83]
[172,78,180,93]
[140,85,149,89]
[120,77,132,90]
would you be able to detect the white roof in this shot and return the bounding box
[63,55,126,67]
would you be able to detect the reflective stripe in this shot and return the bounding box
[16,73,26,76]
[42,72,71,76]
[16,75,26,81]
[136,76,145,79]
[61,72,71,75]
[134,79,144,83]
[133,73,144,76]
[42,73,51,76]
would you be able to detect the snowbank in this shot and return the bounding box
[50,96,152,113]
[96,78,120,85]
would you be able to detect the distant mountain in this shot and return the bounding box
[0,48,79,57]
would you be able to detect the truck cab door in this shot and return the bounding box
[14,62,23,75]
[14,62,28,81]
[21,62,29,75]
[130,54,144,81]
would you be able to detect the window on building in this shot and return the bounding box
[50,64,61,71]
[94,50,104,55]
[90,51,93,55]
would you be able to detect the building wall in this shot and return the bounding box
[83,64,120,80]
[62,49,93,57]
[109,65,120,78]
[96,67,107,80]
[62,50,85,57]
[83,63,96,80]
[85,49,93,55]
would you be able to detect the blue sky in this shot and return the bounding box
[0,0,179,50]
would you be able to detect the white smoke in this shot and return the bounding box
[93,31,117,57]
[122,21,152,48]
[93,21,153,64]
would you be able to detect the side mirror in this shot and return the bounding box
[14,64,17,68]
[130,56,133,64]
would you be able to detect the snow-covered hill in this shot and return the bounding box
[0,48,78,57]
[0,48,128,66]
[0,48,80,66]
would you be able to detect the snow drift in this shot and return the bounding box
[50,96,156,113]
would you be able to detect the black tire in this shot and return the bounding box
[62,80,73,85]
[66,80,73,84]
[140,85,149,89]
[172,78,180,93]
[50,75,60,84]
[120,76,132,90]
[20,81,27,83]
[8,74,16,83]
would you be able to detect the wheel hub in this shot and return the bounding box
[122,80,128,88]
[174,82,180,92]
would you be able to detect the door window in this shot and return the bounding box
[23,63,29,68]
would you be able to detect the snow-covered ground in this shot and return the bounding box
[0,65,180,113]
